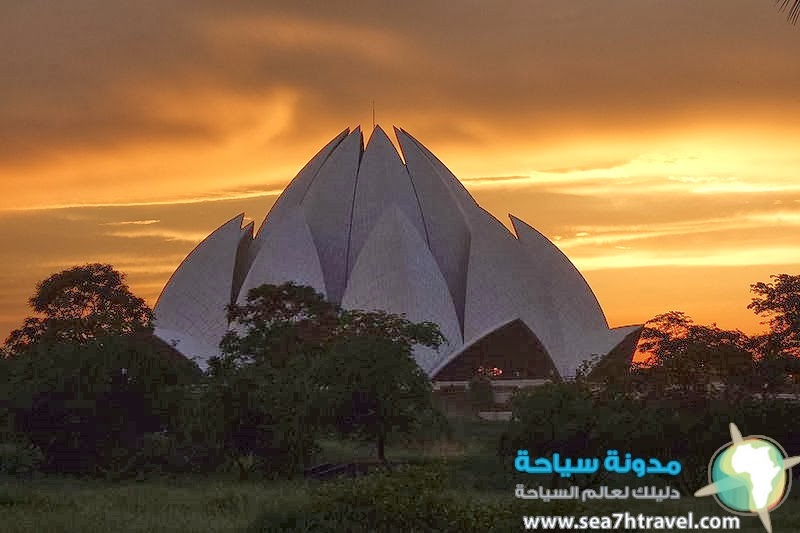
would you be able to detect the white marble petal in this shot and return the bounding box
[300,128,363,303]
[154,125,642,379]
[396,129,471,333]
[154,214,244,365]
[462,207,566,365]
[342,206,463,374]
[349,126,427,277]
[236,206,327,303]
[254,128,349,243]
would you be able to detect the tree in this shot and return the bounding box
[209,283,341,475]
[1,264,201,476]
[208,284,334,477]
[4,334,199,475]
[748,274,800,357]
[337,309,445,350]
[3,264,153,356]
[319,335,437,463]
[200,354,322,478]
[635,312,754,400]
[318,308,444,462]
[215,282,339,371]
[318,310,444,462]
[215,283,446,467]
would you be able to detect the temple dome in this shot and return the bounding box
[154,126,642,379]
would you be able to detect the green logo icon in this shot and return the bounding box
[695,423,800,533]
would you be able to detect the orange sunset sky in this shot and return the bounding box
[1,1,799,345]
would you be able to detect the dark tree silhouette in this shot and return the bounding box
[320,335,437,463]
[749,274,800,356]
[216,282,340,370]
[215,282,445,465]
[3,264,153,356]
[634,312,754,400]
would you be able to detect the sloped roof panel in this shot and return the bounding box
[236,206,326,303]
[462,207,566,364]
[254,128,349,243]
[510,215,629,377]
[349,126,428,277]
[300,128,363,304]
[341,206,463,374]
[154,214,244,358]
[396,129,471,333]
[396,127,479,214]
[510,215,607,330]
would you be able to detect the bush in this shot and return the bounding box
[247,465,547,532]
[178,365,322,479]
[4,335,199,476]
[500,382,800,495]
[93,431,199,480]
[466,375,495,411]
[388,406,452,449]
[0,438,44,476]
[501,382,596,458]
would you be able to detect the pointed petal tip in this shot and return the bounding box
[227,213,246,227]
[347,125,363,141]
[509,214,543,240]
[508,213,526,230]
[394,126,414,141]
[364,124,391,149]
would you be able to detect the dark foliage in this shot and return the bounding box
[749,274,800,356]
[501,382,800,497]
[3,334,199,476]
[214,283,446,468]
[3,264,153,356]
[218,283,340,370]
[317,335,437,462]
[247,465,538,532]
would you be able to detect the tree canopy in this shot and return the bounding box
[748,274,800,356]
[213,282,446,464]
[216,283,445,373]
[632,312,754,400]
[0,264,199,475]
[3,264,153,356]
[217,282,340,370]
[633,272,800,397]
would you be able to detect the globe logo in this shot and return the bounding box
[695,423,800,533]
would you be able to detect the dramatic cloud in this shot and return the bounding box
[1,0,799,342]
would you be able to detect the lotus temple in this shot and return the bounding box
[153,126,642,384]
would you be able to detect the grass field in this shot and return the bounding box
[0,476,310,532]
[1,418,799,532]
[2,475,798,532]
